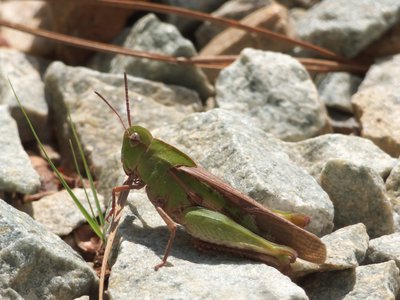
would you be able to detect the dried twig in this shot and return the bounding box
[99,177,133,300]
[94,0,347,62]
[0,18,368,73]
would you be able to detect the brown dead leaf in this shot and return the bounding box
[23,190,56,202]
[73,223,102,253]
[0,35,10,47]
[57,167,91,188]
[29,154,59,192]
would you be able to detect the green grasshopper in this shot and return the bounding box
[96,73,326,272]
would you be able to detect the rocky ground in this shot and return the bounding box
[1,0,400,299]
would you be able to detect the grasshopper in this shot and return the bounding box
[96,73,326,272]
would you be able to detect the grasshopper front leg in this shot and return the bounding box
[108,178,145,221]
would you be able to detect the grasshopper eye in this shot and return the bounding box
[129,132,141,146]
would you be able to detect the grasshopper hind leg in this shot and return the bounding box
[182,206,297,270]
[191,238,291,274]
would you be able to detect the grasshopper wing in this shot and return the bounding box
[174,166,326,264]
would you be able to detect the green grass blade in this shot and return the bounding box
[9,79,104,240]
[67,112,105,227]
[69,139,98,222]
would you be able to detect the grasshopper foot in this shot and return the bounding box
[154,259,173,271]
[154,260,166,271]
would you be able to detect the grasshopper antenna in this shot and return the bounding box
[94,91,128,132]
[124,72,132,127]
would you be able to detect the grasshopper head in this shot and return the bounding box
[121,125,153,175]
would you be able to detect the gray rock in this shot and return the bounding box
[358,54,400,90]
[0,288,24,300]
[320,223,369,267]
[326,110,359,136]
[320,159,394,238]
[293,223,369,277]
[154,108,334,235]
[316,72,362,113]
[386,161,400,231]
[44,61,202,176]
[195,0,273,48]
[352,87,400,157]
[352,54,400,157]
[285,134,397,179]
[91,14,214,101]
[0,49,48,142]
[216,49,330,142]
[19,189,104,236]
[366,232,400,269]
[302,261,400,300]
[0,199,97,299]
[97,153,124,208]
[295,0,400,58]
[107,191,309,300]
[74,296,90,300]
[289,7,307,24]
[160,0,227,33]
[0,105,40,194]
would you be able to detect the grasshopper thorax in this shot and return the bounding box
[121,125,153,175]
